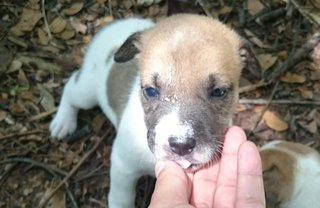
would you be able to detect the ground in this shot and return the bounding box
[0,0,319,208]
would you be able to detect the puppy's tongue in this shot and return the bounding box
[176,160,192,169]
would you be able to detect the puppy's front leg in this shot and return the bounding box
[108,142,141,207]
[50,70,98,139]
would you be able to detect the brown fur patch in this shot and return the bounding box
[261,149,296,206]
[107,61,138,125]
[276,141,316,156]
[137,15,243,117]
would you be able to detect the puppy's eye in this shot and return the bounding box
[209,87,228,98]
[144,87,159,98]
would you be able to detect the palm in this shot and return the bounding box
[189,127,264,208]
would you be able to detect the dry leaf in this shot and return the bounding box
[63,2,84,15]
[280,72,306,83]
[248,0,264,15]
[314,82,320,91]
[219,6,233,15]
[23,187,33,196]
[244,29,270,48]
[59,29,76,40]
[17,55,62,72]
[70,18,87,34]
[94,16,114,27]
[8,59,23,73]
[312,42,320,67]
[298,120,318,134]
[10,8,42,36]
[18,69,29,87]
[26,0,40,10]
[235,104,247,112]
[263,110,288,131]
[19,91,34,100]
[37,28,49,45]
[0,110,7,122]
[298,86,313,99]
[49,17,67,34]
[9,103,25,114]
[39,188,66,208]
[92,114,106,133]
[257,54,278,72]
[0,43,14,73]
[37,84,55,112]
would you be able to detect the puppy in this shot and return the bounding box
[261,140,320,208]
[50,14,257,207]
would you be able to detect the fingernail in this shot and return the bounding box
[155,161,166,178]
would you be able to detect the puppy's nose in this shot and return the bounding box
[168,137,196,156]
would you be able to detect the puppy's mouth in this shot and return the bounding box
[162,148,222,171]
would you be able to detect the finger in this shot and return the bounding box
[190,162,220,208]
[149,161,194,208]
[213,126,247,208]
[235,141,266,208]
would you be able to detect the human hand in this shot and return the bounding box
[149,126,266,208]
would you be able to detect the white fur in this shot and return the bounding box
[155,111,194,145]
[50,18,155,207]
[154,111,194,169]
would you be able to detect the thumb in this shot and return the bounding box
[149,161,193,208]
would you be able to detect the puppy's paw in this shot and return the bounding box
[50,107,77,140]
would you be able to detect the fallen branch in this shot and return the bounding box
[41,0,52,40]
[239,80,272,93]
[265,31,320,80]
[250,81,280,135]
[29,108,57,121]
[239,98,320,105]
[0,129,43,141]
[0,158,68,177]
[39,131,109,208]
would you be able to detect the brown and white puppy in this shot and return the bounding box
[50,14,257,207]
[261,140,320,208]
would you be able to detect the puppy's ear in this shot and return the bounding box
[239,41,262,79]
[114,32,141,63]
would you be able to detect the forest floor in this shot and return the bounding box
[0,0,319,207]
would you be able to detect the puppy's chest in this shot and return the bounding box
[107,60,139,123]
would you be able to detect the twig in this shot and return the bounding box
[256,7,286,25]
[265,31,320,80]
[29,108,57,121]
[41,0,52,40]
[239,98,320,105]
[239,80,272,94]
[0,130,43,141]
[108,0,113,16]
[65,188,79,208]
[252,81,279,131]
[89,198,107,208]
[0,158,78,207]
[0,163,18,186]
[0,158,68,177]
[8,36,29,48]
[74,164,104,182]
[197,0,217,18]
[39,133,107,208]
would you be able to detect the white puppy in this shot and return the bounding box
[50,14,256,207]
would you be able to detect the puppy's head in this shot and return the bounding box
[115,14,258,170]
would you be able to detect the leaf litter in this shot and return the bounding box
[0,0,320,207]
